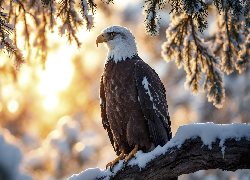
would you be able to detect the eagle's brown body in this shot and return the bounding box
[100,55,172,156]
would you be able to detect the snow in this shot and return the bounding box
[129,123,250,168]
[86,15,94,29]
[67,168,103,180]
[147,11,153,21]
[25,148,48,168]
[59,23,68,35]
[79,145,94,160]
[0,130,32,180]
[25,116,83,174]
[142,1,160,36]
[67,123,250,179]
[203,174,219,180]
[142,76,153,101]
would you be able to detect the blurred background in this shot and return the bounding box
[0,0,250,180]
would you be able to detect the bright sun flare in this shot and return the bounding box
[37,46,74,110]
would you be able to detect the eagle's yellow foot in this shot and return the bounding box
[106,150,125,171]
[124,144,138,163]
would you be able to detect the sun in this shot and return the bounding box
[38,49,74,95]
[37,46,74,110]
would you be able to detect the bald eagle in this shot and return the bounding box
[96,26,173,171]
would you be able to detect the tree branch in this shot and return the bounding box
[97,137,250,180]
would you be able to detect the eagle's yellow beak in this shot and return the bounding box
[96,33,109,47]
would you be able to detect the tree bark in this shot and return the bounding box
[97,137,250,180]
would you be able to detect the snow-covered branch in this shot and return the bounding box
[142,0,165,36]
[67,123,250,180]
[162,14,225,108]
[0,8,25,70]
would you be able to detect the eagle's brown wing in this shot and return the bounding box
[134,60,172,146]
[100,75,117,153]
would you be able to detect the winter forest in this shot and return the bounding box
[0,0,250,179]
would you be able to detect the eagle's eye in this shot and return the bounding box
[110,32,114,37]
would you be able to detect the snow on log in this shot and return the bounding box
[67,123,250,180]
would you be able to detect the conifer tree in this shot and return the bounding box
[0,0,249,108]
[143,0,250,108]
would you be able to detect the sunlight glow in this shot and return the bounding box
[38,47,74,95]
[2,85,14,100]
[0,103,2,112]
[7,100,19,113]
[43,95,59,111]
[74,142,85,152]
[18,67,30,86]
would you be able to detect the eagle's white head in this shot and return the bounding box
[96,25,138,63]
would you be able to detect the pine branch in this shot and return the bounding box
[183,0,208,32]
[41,0,55,30]
[143,0,165,36]
[79,0,96,30]
[41,0,54,6]
[58,0,83,48]
[0,7,25,70]
[188,16,201,93]
[87,0,97,15]
[162,13,225,108]
[101,0,114,4]
[236,35,250,73]
[15,0,30,47]
[34,7,48,69]
[221,12,234,74]
[7,0,13,23]
[161,14,189,64]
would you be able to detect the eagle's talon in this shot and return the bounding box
[124,144,138,163]
[107,150,125,172]
[110,164,113,172]
[106,162,112,169]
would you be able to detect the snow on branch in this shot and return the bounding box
[142,0,166,36]
[67,123,250,180]
[161,0,250,108]
[236,34,250,73]
[0,8,25,70]
[79,0,96,30]
[57,0,84,48]
[162,14,225,108]
[41,0,56,30]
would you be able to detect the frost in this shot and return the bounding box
[80,0,95,30]
[142,1,160,36]
[142,76,153,101]
[183,0,203,15]
[147,11,153,21]
[59,23,68,35]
